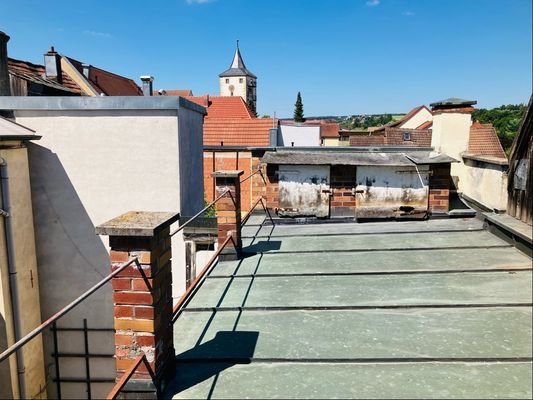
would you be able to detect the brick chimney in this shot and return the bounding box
[140,76,154,96]
[44,46,62,83]
[0,31,11,96]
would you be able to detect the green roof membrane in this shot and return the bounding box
[167,217,532,399]
[241,230,508,253]
[168,362,532,399]
[175,308,531,360]
[187,271,532,308]
[211,247,532,276]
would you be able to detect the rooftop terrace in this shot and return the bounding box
[165,215,532,399]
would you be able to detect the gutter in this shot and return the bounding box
[0,157,26,399]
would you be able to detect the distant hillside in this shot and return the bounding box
[304,114,405,130]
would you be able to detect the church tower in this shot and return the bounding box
[219,41,257,115]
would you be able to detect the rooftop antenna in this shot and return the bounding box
[273,111,276,128]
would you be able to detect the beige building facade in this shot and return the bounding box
[0,117,46,399]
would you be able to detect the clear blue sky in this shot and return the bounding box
[1,0,531,117]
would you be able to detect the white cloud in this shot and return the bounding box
[83,30,112,38]
[186,0,213,4]
[402,10,415,16]
[366,0,380,6]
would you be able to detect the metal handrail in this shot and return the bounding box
[173,235,233,317]
[240,168,264,184]
[0,258,141,363]
[169,189,231,237]
[106,353,155,400]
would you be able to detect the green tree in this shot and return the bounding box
[294,92,305,122]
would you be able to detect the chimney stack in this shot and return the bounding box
[0,31,11,96]
[140,75,154,96]
[44,46,62,83]
[82,63,90,79]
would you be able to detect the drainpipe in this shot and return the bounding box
[0,157,26,400]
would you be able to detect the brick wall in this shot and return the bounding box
[429,164,451,213]
[330,165,356,217]
[265,164,279,210]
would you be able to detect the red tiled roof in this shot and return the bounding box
[204,118,274,146]
[468,123,507,159]
[187,96,255,119]
[8,57,82,94]
[349,134,386,146]
[320,122,341,138]
[416,120,433,129]
[385,128,432,146]
[66,57,142,96]
[153,89,193,96]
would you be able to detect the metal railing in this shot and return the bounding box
[0,168,268,398]
[0,258,141,363]
[106,354,155,400]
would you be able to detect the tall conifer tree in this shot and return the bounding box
[294,92,305,122]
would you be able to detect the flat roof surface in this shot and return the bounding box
[166,215,532,399]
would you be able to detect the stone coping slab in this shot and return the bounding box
[96,211,179,236]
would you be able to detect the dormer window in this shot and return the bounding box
[403,131,411,141]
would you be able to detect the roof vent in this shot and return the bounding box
[140,75,154,96]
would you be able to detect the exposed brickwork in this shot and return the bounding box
[108,226,174,382]
[213,171,243,258]
[429,164,451,213]
[265,164,280,211]
[385,128,432,146]
[330,165,357,217]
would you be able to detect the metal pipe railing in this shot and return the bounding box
[0,258,141,363]
[169,189,231,237]
[106,353,155,400]
[240,168,264,184]
[173,235,233,317]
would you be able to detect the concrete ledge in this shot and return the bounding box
[483,212,532,257]
[0,96,207,114]
[96,211,180,237]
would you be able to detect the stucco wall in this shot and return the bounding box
[0,142,46,399]
[11,104,203,398]
[399,108,432,129]
[219,77,247,100]
[278,124,321,147]
[460,158,508,211]
[323,138,339,147]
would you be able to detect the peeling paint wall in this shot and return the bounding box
[278,165,330,217]
[355,165,429,218]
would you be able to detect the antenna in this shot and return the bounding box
[273,111,276,128]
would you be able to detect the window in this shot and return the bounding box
[239,78,243,83]
[225,78,229,84]
[403,131,411,141]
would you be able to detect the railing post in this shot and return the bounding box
[212,170,244,260]
[96,211,179,397]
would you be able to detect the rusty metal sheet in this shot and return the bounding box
[278,165,330,218]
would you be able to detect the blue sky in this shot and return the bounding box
[1,0,531,117]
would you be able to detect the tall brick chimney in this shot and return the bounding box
[0,31,11,96]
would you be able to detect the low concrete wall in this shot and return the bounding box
[460,156,508,211]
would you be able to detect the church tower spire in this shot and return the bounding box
[219,41,257,115]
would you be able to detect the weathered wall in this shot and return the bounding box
[278,124,321,147]
[355,165,429,219]
[0,142,46,399]
[428,164,451,213]
[461,158,508,211]
[12,104,203,398]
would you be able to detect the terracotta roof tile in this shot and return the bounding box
[416,120,433,129]
[204,118,274,146]
[8,57,82,94]
[66,57,142,96]
[468,123,507,159]
[349,134,386,146]
[186,95,255,119]
[385,127,432,146]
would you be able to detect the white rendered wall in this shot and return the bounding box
[399,108,432,129]
[278,125,321,147]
